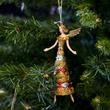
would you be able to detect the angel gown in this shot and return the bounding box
[54,33,74,96]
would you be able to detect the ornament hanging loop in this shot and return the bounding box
[54,0,63,25]
[57,0,63,24]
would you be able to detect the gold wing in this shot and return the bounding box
[67,28,81,37]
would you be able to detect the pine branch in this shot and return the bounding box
[0,64,55,109]
[0,16,56,48]
[76,7,101,28]
[11,87,17,110]
[96,37,110,56]
[81,56,110,81]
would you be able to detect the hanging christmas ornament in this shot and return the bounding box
[44,0,81,103]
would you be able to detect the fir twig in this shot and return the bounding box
[11,88,17,110]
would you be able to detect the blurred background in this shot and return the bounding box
[0,0,110,110]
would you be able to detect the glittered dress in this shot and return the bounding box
[54,34,74,96]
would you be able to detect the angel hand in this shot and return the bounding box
[43,48,49,52]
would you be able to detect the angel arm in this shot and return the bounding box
[44,40,58,52]
[66,39,77,55]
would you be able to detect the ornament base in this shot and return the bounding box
[55,87,74,96]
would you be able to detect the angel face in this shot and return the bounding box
[60,24,69,33]
[58,23,69,34]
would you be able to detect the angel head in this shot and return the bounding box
[55,22,68,34]
[56,22,81,37]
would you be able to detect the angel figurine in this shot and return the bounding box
[44,22,81,103]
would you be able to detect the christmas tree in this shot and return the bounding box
[0,0,110,110]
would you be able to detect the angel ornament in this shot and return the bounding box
[44,23,81,103]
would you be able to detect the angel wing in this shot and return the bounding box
[67,28,81,37]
